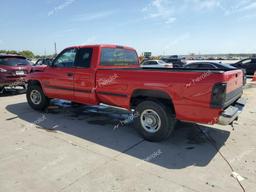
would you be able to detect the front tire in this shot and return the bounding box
[26,85,49,110]
[134,100,176,142]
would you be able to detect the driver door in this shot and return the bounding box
[43,48,77,100]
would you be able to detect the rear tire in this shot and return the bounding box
[26,85,49,110]
[134,100,176,142]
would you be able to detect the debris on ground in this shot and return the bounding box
[231,172,245,182]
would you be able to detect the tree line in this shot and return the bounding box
[0,50,36,59]
[0,50,53,59]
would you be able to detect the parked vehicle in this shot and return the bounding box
[0,55,32,92]
[184,62,247,85]
[32,58,53,72]
[141,60,173,68]
[184,62,236,70]
[160,55,186,68]
[231,58,256,75]
[26,44,245,142]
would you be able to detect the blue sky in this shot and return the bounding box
[0,0,256,55]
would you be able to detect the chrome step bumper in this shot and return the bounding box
[218,98,246,125]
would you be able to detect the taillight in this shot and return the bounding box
[211,83,227,108]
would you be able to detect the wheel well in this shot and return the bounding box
[130,89,176,114]
[28,80,42,88]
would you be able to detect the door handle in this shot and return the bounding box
[67,72,73,77]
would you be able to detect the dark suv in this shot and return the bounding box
[160,55,186,68]
[0,55,32,92]
[231,58,256,75]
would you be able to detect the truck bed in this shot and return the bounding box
[96,67,244,124]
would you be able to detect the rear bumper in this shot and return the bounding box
[218,98,246,125]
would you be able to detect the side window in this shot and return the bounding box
[186,64,198,68]
[53,48,77,68]
[142,61,149,65]
[76,48,93,68]
[241,59,252,65]
[100,48,138,66]
[36,60,43,65]
[147,61,156,65]
[199,64,216,69]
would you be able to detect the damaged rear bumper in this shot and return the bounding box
[218,98,246,125]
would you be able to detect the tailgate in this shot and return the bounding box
[223,70,243,108]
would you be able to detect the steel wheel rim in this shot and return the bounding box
[30,90,42,105]
[140,109,161,133]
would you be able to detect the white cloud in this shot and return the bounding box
[142,0,221,24]
[165,17,176,24]
[188,0,221,10]
[240,1,256,11]
[142,0,176,24]
[84,36,97,45]
[142,0,256,22]
[48,0,76,16]
[219,0,256,15]
[73,11,115,22]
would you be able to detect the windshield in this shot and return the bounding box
[0,57,29,66]
[158,60,166,64]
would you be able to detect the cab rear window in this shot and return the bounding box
[0,57,29,66]
[100,48,138,66]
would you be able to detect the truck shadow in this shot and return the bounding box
[6,100,230,169]
[0,88,26,97]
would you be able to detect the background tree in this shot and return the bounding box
[18,50,34,59]
[0,50,35,59]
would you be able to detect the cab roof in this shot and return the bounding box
[65,44,136,51]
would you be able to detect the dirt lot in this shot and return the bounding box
[0,80,256,192]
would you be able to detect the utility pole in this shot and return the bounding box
[54,42,57,56]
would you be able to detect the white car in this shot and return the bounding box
[141,60,173,68]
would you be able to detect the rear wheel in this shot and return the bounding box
[26,85,49,110]
[134,100,176,142]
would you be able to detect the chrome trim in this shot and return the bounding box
[218,98,246,125]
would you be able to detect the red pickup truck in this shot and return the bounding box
[26,44,245,142]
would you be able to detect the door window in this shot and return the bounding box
[53,48,77,68]
[76,48,93,68]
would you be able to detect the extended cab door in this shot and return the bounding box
[43,48,77,100]
[73,47,97,104]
